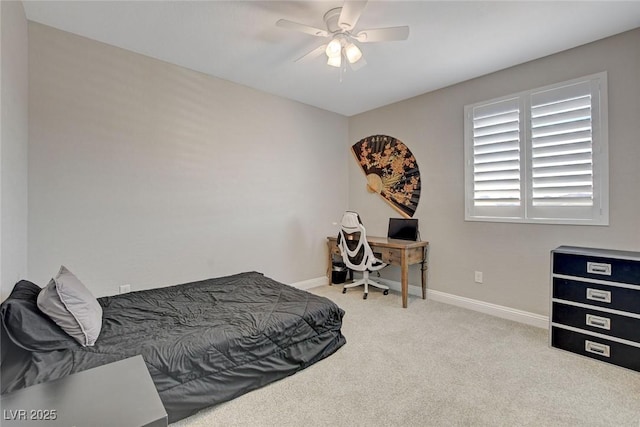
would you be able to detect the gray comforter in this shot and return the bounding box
[1,272,346,422]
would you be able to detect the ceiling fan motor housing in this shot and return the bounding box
[323,8,344,34]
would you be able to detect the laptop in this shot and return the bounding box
[387,218,419,241]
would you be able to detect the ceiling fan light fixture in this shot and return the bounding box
[345,42,363,64]
[327,55,342,68]
[277,1,410,74]
[325,38,342,58]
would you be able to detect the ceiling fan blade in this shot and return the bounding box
[349,56,367,72]
[338,0,368,31]
[276,19,329,37]
[295,44,328,63]
[355,26,410,43]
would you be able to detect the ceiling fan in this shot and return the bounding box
[276,0,409,72]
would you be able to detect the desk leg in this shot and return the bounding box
[421,247,428,300]
[327,242,333,285]
[401,249,409,308]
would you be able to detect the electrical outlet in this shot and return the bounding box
[474,271,483,284]
[119,284,131,294]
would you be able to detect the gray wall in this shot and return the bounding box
[12,18,640,319]
[28,23,349,297]
[0,1,29,300]
[348,28,640,316]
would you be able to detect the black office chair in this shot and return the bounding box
[337,211,389,299]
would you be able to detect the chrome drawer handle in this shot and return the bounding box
[587,261,611,276]
[586,314,611,330]
[585,340,610,358]
[586,288,611,303]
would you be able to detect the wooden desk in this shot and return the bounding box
[327,236,429,308]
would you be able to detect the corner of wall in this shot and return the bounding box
[0,0,29,300]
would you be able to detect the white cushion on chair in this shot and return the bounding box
[337,211,387,272]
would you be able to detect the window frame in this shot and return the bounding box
[464,72,609,226]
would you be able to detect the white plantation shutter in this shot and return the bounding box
[465,72,608,225]
[530,82,594,207]
[472,98,521,207]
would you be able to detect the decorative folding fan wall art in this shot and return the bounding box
[351,135,421,218]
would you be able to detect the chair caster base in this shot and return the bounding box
[342,288,347,294]
[363,293,368,300]
[383,289,389,295]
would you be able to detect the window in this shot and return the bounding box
[464,72,608,225]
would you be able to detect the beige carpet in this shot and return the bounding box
[173,284,640,426]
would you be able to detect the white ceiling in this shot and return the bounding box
[22,1,640,116]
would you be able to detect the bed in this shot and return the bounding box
[1,271,346,423]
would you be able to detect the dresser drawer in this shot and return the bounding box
[551,327,640,372]
[553,252,640,285]
[552,278,640,315]
[552,302,640,343]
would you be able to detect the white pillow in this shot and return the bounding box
[37,266,103,347]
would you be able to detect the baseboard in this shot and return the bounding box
[290,276,328,291]
[427,289,548,329]
[294,276,548,329]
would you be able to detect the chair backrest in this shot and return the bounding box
[337,212,376,272]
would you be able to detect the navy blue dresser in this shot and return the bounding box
[550,246,640,372]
